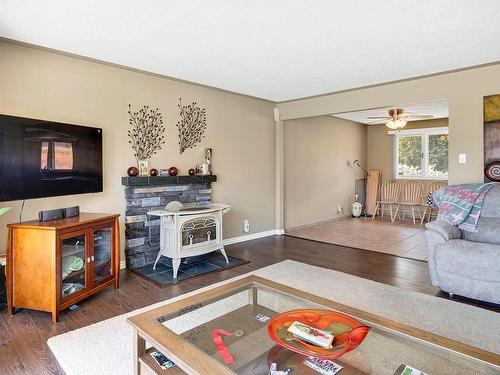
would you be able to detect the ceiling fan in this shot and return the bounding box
[367,108,433,130]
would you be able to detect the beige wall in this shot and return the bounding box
[277,63,500,184]
[367,118,449,181]
[0,41,277,257]
[284,116,366,229]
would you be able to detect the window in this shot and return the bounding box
[41,141,74,171]
[391,127,448,180]
[54,142,73,169]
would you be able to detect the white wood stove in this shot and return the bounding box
[148,203,231,278]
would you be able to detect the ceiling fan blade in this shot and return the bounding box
[406,115,434,119]
[366,116,390,119]
[367,120,386,124]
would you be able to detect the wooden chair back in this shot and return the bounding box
[380,181,402,203]
[427,181,447,195]
[402,181,424,204]
[422,181,447,205]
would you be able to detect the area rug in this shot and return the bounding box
[130,253,248,287]
[47,260,499,375]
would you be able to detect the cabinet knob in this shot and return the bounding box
[91,255,95,261]
[87,257,91,263]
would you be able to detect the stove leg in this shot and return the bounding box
[153,252,162,270]
[172,258,181,278]
[220,247,229,263]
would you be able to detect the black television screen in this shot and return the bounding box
[0,114,102,202]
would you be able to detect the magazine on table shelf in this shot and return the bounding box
[150,351,176,369]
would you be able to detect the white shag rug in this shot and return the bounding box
[47,260,500,375]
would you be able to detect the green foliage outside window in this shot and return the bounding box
[397,133,448,177]
[429,134,448,173]
[398,136,421,168]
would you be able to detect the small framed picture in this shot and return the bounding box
[138,160,149,176]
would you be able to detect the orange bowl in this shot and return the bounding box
[267,309,370,359]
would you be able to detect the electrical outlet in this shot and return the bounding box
[459,153,467,164]
[243,219,250,233]
[337,205,343,214]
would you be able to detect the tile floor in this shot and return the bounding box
[286,216,428,261]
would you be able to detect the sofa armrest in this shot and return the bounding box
[425,220,461,241]
[424,220,460,287]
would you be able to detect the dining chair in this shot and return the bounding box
[393,180,424,224]
[372,180,402,222]
[420,181,447,224]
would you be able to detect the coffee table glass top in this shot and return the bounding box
[129,276,498,375]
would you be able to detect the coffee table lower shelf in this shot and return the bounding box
[139,348,187,375]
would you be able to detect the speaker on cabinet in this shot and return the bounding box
[38,208,64,222]
[63,206,80,218]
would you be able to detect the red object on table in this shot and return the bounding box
[188,168,196,176]
[127,166,139,177]
[168,167,178,176]
[149,168,158,176]
[212,329,234,364]
[267,309,370,360]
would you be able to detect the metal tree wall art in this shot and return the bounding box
[176,98,207,154]
[127,104,166,161]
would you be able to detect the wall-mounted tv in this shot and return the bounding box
[0,114,103,202]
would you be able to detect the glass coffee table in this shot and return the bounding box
[127,275,499,375]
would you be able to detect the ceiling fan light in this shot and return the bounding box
[385,118,407,130]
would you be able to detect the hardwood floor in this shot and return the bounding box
[0,235,497,374]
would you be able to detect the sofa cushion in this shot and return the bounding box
[462,217,500,245]
[435,239,500,283]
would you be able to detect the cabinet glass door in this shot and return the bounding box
[93,227,113,283]
[61,234,86,299]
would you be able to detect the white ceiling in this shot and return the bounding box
[1,1,500,102]
[332,99,449,125]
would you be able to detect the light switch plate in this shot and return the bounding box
[459,154,467,164]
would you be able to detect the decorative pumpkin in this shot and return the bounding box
[188,168,196,176]
[168,167,179,176]
[149,168,158,176]
[127,166,139,177]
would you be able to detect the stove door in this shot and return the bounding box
[181,216,218,248]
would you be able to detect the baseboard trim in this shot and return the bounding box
[223,229,283,246]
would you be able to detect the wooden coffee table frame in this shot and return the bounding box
[127,275,500,375]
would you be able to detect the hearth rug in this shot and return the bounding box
[130,252,248,287]
[47,260,500,375]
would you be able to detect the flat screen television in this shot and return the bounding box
[0,114,103,202]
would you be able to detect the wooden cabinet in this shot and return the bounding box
[6,213,120,322]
